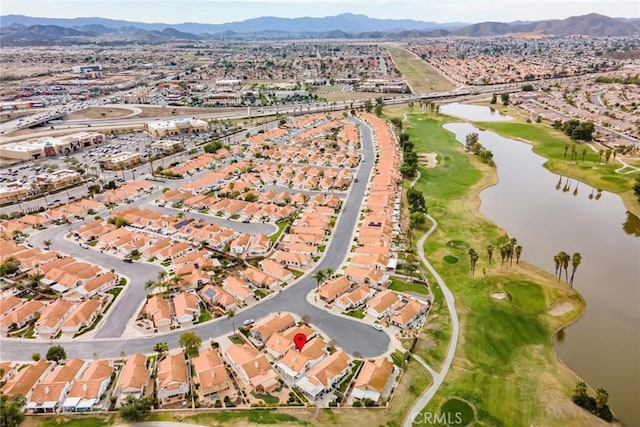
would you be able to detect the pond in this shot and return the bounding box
[442,113,640,426]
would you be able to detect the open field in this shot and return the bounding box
[385,45,456,93]
[475,117,640,218]
[64,107,133,120]
[395,112,606,426]
[314,88,383,103]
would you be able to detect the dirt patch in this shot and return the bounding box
[418,152,438,168]
[64,107,133,120]
[491,292,507,300]
[548,301,574,316]
[136,106,232,119]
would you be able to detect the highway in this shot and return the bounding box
[0,117,391,360]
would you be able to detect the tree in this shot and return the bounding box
[490,93,497,104]
[179,331,202,357]
[486,245,494,265]
[514,245,523,265]
[312,269,327,292]
[227,309,237,337]
[119,395,154,421]
[563,143,569,159]
[363,99,373,113]
[43,239,52,250]
[153,342,169,357]
[595,388,609,409]
[572,381,588,400]
[500,92,509,106]
[553,254,562,278]
[0,394,25,427]
[0,257,20,277]
[203,140,222,153]
[556,251,571,282]
[31,352,41,361]
[465,133,479,152]
[374,103,383,117]
[46,345,66,363]
[634,176,640,201]
[409,212,426,227]
[569,252,582,287]
[468,248,479,277]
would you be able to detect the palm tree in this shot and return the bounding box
[323,268,334,280]
[563,143,569,159]
[468,248,479,277]
[558,251,570,282]
[227,309,236,338]
[553,254,562,279]
[569,252,582,287]
[312,269,326,292]
[598,149,604,164]
[508,238,518,266]
[555,176,563,190]
[486,245,494,265]
[43,239,52,250]
[514,245,523,265]
[499,245,508,267]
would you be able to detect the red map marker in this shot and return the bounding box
[294,333,307,352]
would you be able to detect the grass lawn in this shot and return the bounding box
[197,309,212,323]
[389,277,430,296]
[385,45,456,93]
[291,269,304,279]
[251,391,280,404]
[270,219,290,243]
[228,334,245,345]
[342,308,366,319]
[397,112,594,427]
[476,119,640,218]
[254,289,267,299]
[32,416,115,427]
[181,409,308,425]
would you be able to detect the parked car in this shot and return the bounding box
[372,324,383,331]
[243,319,255,326]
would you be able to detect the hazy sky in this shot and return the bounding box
[2,0,638,24]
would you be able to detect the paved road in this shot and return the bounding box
[261,184,347,198]
[0,118,391,360]
[403,212,459,427]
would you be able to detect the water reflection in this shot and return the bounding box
[623,211,640,237]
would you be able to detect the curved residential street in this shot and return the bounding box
[403,171,460,427]
[0,118,391,360]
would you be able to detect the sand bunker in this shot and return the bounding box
[549,301,574,316]
[418,152,438,168]
[490,292,507,300]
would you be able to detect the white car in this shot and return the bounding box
[243,319,255,326]
[372,324,383,331]
[79,243,89,249]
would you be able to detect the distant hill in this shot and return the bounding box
[0,13,466,35]
[454,13,640,37]
[0,13,638,44]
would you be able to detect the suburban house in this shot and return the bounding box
[1,360,52,400]
[334,285,376,311]
[351,357,394,403]
[222,276,253,302]
[250,313,296,343]
[390,299,429,330]
[318,277,352,303]
[260,259,294,282]
[296,350,350,399]
[366,290,400,319]
[172,292,200,325]
[61,359,113,412]
[199,284,237,312]
[113,353,149,405]
[35,300,75,337]
[276,337,326,382]
[26,358,85,413]
[156,352,190,402]
[246,233,271,257]
[225,343,279,393]
[264,324,315,360]
[144,295,172,332]
[192,348,230,398]
[0,300,45,333]
[60,299,102,335]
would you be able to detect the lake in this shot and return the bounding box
[440,105,640,426]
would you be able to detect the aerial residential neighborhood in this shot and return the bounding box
[0,3,639,427]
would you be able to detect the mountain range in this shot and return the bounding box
[0,13,638,44]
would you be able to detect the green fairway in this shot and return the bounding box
[398,113,591,427]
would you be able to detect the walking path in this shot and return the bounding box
[403,170,460,427]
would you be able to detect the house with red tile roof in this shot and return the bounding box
[144,295,172,332]
[366,290,400,319]
[199,284,237,312]
[35,299,75,337]
[390,298,429,330]
[1,360,53,400]
[62,359,113,412]
[156,351,190,402]
[275,336,326,382]
[192,348,230,398]
[173,292,200,325]
[250,312,296,343]
[222,276,253,302]
[0,300,45,333]
[318,277,352,303]
[351,357,394,403]
[334,285,376,311]
[113,353,149,404]
[61,299,102,334]
[259,259,293,282]
[26,358,85,413]
[225,343,279,393]
[296,350,350,399]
